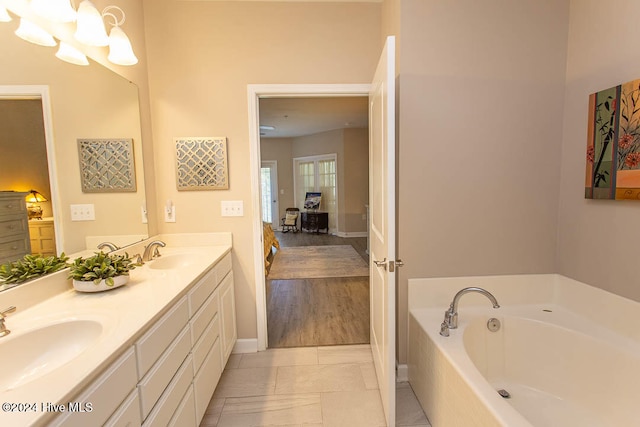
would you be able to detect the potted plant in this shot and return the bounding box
[0,253,69,285]
[68,251,139,292]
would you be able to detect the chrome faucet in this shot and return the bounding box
[142,240,166,262]
[0,306,16,338]
[97,242,119,252]
[440,287,500,337]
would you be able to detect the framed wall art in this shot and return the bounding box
[586,78,640,200]
[175,137,229,190]
[77,138,136,193]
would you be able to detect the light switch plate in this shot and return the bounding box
[221,200,244,217]
[70,204,95,221]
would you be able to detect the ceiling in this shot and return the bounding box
[259,96,369,138]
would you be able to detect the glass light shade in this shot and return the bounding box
[74,0,108,46]
[15,18,56,47]
[30,0,76,23]
[108,26,138,66]
[56,42,89,66]
[25,190,48,203]
[0,5,11,22]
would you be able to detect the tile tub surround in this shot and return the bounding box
[199,345,430,427]
[407,274,640,427]
[0,233,231,427]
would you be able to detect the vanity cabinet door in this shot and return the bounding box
[51,348,137,427]
[104,389,141,427]
[219,271,237,362]
[193,337,223,423]
[169,385,197,427]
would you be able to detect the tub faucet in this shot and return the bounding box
[97,242,119,252]
[440,287,500,336]
[142,240,166,262]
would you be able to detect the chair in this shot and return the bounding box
[280,208,300,233]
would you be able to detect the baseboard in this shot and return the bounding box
[334,231,368,238]
[232,338,258,354]
[396,363,409,382]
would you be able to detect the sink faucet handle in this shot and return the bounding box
[0,306,16,318]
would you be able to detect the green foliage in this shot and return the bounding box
[68,252,139,286]
[0,253,70,285]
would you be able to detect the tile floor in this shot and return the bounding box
[199,344,430,427]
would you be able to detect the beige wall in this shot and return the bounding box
[142,0,382,340]
[262,128,368,234]
[557,0,640,302]
[395,0,570,362]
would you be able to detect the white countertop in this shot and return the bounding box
[0,241,231,427]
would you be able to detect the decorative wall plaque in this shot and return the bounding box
[175,137,229,190]
[77,138,136,193]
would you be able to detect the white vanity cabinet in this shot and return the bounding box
[51,250,236,427]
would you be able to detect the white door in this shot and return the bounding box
[369,35,396,427]
[260,161,279,228]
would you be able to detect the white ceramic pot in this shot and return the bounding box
[72,275,129,292]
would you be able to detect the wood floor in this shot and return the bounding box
[266,231,370,348]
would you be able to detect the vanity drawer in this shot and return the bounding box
[215,252,232,282]
[135,296,188,379]
[104,389,141,427]
[190,290,219,345]
[138,325,191,419]
[52,348,137,427]
[0,217,28,238]
[192,313,220,374]
[193,337,223,423]
[169,384,196,427]
[142,354,193,427]
[188,267,217,317]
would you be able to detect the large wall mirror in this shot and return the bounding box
[0,20,148,271]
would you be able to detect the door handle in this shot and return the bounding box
[373,258,387,270]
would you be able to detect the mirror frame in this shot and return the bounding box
[0,85,64,252]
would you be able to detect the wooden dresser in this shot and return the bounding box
[0,192,31,264]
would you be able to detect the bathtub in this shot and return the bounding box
[407,274,640,427]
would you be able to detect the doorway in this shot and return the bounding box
[258,96,369,348]
[248,84,372,351]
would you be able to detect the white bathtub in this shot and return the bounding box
[407,274,640,427]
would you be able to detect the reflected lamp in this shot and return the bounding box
[25,190,48,220]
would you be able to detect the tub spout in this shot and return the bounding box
[443,287,500,331]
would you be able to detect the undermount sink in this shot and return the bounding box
[0,320,103,392]
[147,253,200,270]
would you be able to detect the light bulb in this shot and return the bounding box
[56,42,89,66]
[15,18,57,47]
[74,0,108,46]
[30,0,76,23]
[108,26,138,66]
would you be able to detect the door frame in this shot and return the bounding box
[260,160,279,229]
[248,83,370,351]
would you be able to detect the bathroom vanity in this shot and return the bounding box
[0,233,235,427]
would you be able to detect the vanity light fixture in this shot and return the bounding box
[74,0,108,46]
[25,189,48,220]
[30,0,77,23]
[56,41,89,66]
[15,17,57,47]
[104,6,137,66]
[0,3,11,23]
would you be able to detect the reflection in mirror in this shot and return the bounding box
[0,17,148,288]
